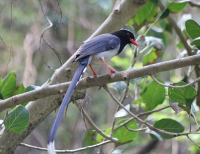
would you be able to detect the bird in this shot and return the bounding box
[47,29,139,154]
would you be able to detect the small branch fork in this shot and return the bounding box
[103,84,200,137]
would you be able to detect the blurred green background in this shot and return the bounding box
[0,0,200,154]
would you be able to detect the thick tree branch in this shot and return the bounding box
[0,0,149,153]
[1,54,200,111]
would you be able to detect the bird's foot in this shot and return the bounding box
[108,70,118,77]
[93,74,98,78]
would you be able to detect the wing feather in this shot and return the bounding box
[74,34,120,61]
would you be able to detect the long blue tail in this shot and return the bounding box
[47,56,89,154]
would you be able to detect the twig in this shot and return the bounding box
[38,0,63,70]
[114,105,170,131]
[76,100,104,154]
[125,125,147,132]
[73,101,118,143]
[187,135,200,148]
[103,84,200,137]
[110,49,137,136]
[151,74,200,88]
[19,140,112,153]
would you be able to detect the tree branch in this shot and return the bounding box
[73,101,118,143]
[19,140,112,153]
[1,54,200,111]
[151,74,200,88]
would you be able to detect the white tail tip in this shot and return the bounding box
[47,141,56,154]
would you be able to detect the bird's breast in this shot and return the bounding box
[89,45,120,65]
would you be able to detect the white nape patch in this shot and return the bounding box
[47,141,56,154]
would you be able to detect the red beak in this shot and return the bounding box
[130,39,139,47]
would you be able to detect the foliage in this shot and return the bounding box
[4,106,29,133]
[0,0,200,154]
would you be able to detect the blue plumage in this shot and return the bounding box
[47,56,89,154]
[74,34,120,61]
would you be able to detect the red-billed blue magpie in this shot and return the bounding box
[47,29,138,154]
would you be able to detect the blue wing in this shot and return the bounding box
[74,34,120,61]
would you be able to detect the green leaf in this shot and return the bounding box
[111,56,130,70]
[142,80,165,111]
[133,97,143,105]
[0,72,16,99]
[113,119,138,143]
[133,0,158,27]
[159,8,170,20]
[152,118,184,139]
[11,83,28,107]
[25,85,40,92]
[167,1,188,13]
[176,40,184,49]
[4,106,29,133]
[190,37,200,50]
[96,130,108,143]
[96,128,111,143]
[12,83,25,96]
[143,47,158,66]
[82,129,96,147]
[168,81,197,104]
[0,93,3,100]
[113,81,126,95]
[185,19,200,39]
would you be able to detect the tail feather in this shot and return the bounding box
[47,56,89,154]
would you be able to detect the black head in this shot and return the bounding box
[111,29,139,47]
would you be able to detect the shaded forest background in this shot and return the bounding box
[1,0,200,154]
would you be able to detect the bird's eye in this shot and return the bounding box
[127,33,130,38]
